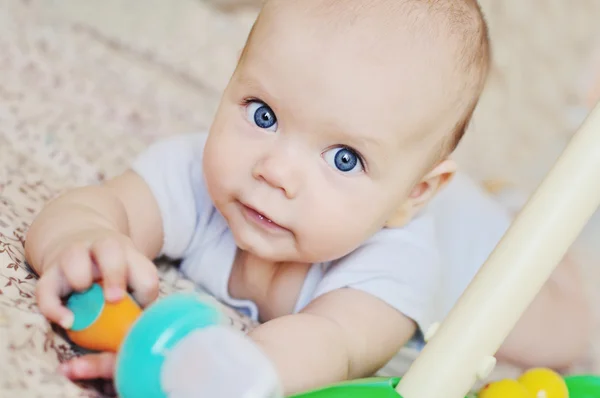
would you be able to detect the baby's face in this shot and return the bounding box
[203,7,459,263]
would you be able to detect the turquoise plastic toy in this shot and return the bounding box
[65,284,228,398]
[114,292,224,398]
[66,283,284,398]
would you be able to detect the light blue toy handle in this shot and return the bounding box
[160,324,283,398]
[114,293,224,397]
[114,293,283,398]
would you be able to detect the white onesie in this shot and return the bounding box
[132,132,512,346]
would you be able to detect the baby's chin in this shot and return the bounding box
[227,215,358,263]
[235,235,331,264]
[230,230,290,261]
[240,241,302,263]
[250,244,352,265]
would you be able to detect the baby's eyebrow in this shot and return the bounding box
[236,74,267,96]
[348,134,381,154]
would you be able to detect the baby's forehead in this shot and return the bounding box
[255,0,469,45]
[248,0,468,102]
[256,1,440,48]
[241,2,463,145]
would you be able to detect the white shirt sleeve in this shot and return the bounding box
[130,133,209,259]
[311,213,442,334]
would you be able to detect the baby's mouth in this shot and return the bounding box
[256,212,274,224]
[239,202,287,232]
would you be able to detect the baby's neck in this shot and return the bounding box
[228,249,311,322]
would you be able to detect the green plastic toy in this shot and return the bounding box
[289,375,600,397]
[289,377,403,398]
[564,375,600,398]
[288,377,467,398]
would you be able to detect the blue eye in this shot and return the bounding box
[323,147,364,174]
[246,100,278,131]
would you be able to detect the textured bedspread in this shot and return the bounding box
[1,0,600,396]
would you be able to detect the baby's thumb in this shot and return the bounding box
[35,267,75,329]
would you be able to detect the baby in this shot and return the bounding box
[25,0,590,395]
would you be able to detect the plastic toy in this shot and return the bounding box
[563,375,600,398]
[288,372,600,398]
[65,282,142,353]
[477,379,534,398]
[64,100,600,398]
[518,368,569,398]
[65,284,282,398]
[476,368,569,398]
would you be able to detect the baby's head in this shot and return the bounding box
[204,0,490,262]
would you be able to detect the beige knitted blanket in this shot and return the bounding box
[1,1,599,396]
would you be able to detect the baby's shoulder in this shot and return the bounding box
[132,131,210,187]
[309,213,443,330]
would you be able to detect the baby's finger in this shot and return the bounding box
[59,244,95,292]
[126,248,159,308]
[35,266,74,329]
[91,238,127,302]
[59,352,116,380]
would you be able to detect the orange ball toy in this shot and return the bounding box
[65,282,142,352]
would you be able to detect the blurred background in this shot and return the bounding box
[1,0,600,396]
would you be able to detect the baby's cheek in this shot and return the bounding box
[204,138,241,188]
[297,214,369,262]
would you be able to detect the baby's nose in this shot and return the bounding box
[252,150,302,199]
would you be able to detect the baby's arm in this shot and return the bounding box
[248,288,416,395]
[26,170,164,325]
[496,253,591,370]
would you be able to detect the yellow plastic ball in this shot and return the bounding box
[518,368,569,398]
[478,379,535,398]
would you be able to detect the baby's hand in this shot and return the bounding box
[35,229,159,330]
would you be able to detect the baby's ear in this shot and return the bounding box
[385,159,456,228]
[410,158,457,206]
